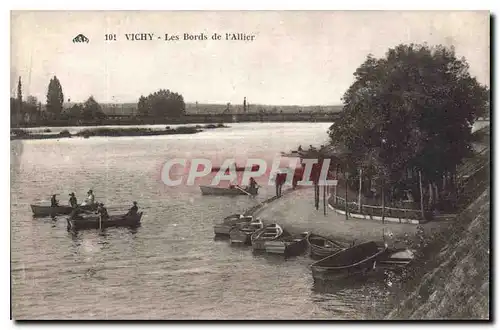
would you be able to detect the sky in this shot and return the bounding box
[10,11,490,106]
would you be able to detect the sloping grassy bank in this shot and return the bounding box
[385,189,490,319]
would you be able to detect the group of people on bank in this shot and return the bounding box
[50,189,139,220]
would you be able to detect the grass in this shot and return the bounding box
[384,188,490,319]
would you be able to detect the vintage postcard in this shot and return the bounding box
[10,10,490,320]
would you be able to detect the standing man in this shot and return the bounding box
[69,193,78,208]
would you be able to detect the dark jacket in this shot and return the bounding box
[69,196,77,207]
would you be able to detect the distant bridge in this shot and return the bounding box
[103,112,341,123]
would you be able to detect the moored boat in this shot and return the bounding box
[310,241,388,281]
[67,212,143,231]
[264,231,310,256]
[307,233,347,259]
[211,165,260,172]
[376,248,416,270]
[251,224,284,251]
[229,218,264,244]
[31,203,97,217]
[200,185,258,196]
[214,215,254,236]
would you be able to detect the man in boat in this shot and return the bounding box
[69,193,78,208]
[82,189,95,206]
[126,201,139,216]
[95,203,109,220]
[51,194,59,207]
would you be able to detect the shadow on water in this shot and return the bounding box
[311,269,390,295]
[213,234,229,242]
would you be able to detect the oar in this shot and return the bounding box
[235,185,252,196]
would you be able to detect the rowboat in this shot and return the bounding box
[67,212,143,231]
[213,215,254,236]
[264,231,310,256]
[211,165,260,172]
[376,248,415,270]
[307,233,347,259]
[251,224,284,251]
[310,241,388,281]
[229,218,264,244]
[200,185,258,196]
[31,203,97,217]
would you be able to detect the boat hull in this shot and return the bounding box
[213,215,253,236]
[229,228,252,244]
[251,224,284,251]
[31,204,97,217]
[377,248,415,270]
[67,212,143,231]
[264,232,309,256]
[307,234,346,259]
[200,186,258,196]
[311,241,387,281]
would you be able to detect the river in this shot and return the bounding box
[12,122,396,320]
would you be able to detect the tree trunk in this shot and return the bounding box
[419,171,425,219]
[358,168,363,212]
[345,177,349,220]
[381,180,385,224]
[428,183,434,207]
[434,183,439,204]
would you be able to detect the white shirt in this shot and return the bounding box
[86,193,95,204]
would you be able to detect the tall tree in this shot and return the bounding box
[17,77,23,121]
[46,76,64,117]
[328,44,489,202]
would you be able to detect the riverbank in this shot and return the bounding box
[385,189,489,319]
[10,123,229,140]
[251,186,450,247]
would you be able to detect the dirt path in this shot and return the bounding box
[252,186,451,247]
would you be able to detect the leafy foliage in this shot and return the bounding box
[82,96,106,120]
[328,44,489,191]
[137,89,185,117]
[46,76,64,116]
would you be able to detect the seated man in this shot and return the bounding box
[126,201,139,216]
[69,193,78,208]
[51,194,59,207]
[82,189,95,206]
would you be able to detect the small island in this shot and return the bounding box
[10,123,229,140]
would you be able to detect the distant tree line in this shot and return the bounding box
[10,75,107,127]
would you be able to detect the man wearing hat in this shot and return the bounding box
[96,202,109,220]
[69,193,78,208]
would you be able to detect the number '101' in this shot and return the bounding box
[105,34,117,41]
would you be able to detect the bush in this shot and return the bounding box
[59,129,72,138]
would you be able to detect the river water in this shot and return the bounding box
[11,122,394,320]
